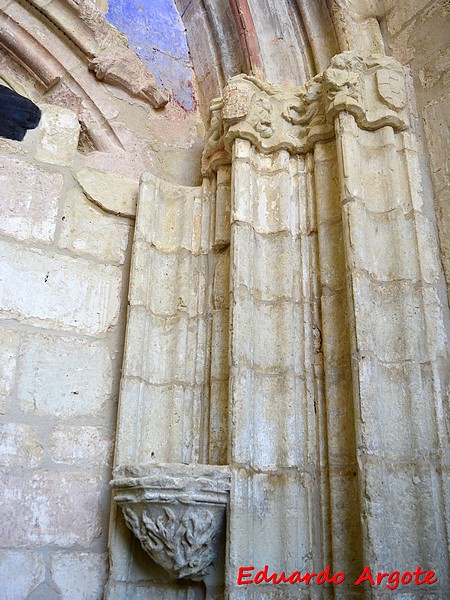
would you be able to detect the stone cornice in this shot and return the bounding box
[202,51,409,174]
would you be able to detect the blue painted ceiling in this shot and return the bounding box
[106,0,195,110]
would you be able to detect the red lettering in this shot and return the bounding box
[400,571,412,585]
[424,571,437,584]
[287,571,302,584]
[253,570,265,585]
[253,565,288,585]
[316,566,332,584]
[237,566,254,585]
[302,571,318,584]
[333,572,345,584]
[386,571,400,590]
[355,566,375,586]
[413,566,428,585]
[376,572,389,584]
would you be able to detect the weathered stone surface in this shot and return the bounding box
[0,156,62,243]
[113,465,230,582]
[0,137,28,155]
[59,189,130,264]
[0,472,103,547]
[35,104,80,166]
[0,550,45,599]
[52,426,113,466]
[18,334,113,418]
[75,167,139,217]
[0,328,19,414]
[51,552,108,600]
[129,246,208,316]
[0,423,42,467]
[0,240,122,335]
[116,377,202,466]
[385,0,432,36]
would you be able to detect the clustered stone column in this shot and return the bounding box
[108,51,449,598]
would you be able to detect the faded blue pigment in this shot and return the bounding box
[106,0,195,110]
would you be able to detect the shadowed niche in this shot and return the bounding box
[0,84,41,141]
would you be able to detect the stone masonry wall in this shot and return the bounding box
[0,104,133,599]
[384,0,450,295]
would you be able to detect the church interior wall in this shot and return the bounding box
[0,0,448,598]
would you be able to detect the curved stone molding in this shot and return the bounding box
[113,464,230,581]
[202,51,409,173]
[27,0,168,108]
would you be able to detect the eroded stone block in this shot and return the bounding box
[51,552,108,600]
[0,156,62,243]
[59,189,130,265]
[0,472,103,547]
[18,334,113,418]
[0,423,43,467]
[35,104,80,166]
[0,241,122,335]
[0,550,45,599]
[0,328,20,414]
[52,426,113,466]
[75,168,139,217]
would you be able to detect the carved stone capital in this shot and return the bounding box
[202,52,409,173]
[112,464,230,581]
[323,51,408,131]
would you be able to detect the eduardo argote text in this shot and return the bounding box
[237,565,438,590]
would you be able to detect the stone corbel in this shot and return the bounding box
[202,51,409,173]
[112,464,230,582]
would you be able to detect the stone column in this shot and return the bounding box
[109,51,449,599]
[226,139,324,597]
[108,174,230,599]
[333,110,450,592]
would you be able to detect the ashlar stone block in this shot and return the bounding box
[35,104,80,167]
[51,552,108,600]
[51,426,113,467]
[59,189,130,265]
[0,423,43,467]
[0,550,45,599]
[0,472,103,547]
[0,328,20,414]
[0,240,122,335]
[0,156,62,243]
[75,168,139,218]
[18,334,113,418]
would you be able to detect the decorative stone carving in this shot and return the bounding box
[91,47,168,108]
[375,68,406,111]
[202,52,409,173]
[28,0,168,108]
[113,465,230,581]
[121,505,218,580]
[323,51,409,130]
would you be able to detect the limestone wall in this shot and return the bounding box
[0,105,132,599]
[0,0,205,593]
[384,0,450,295]
[0,0,448,598]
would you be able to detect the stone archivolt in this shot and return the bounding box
[0,0,167,152]
[27,0,168,108]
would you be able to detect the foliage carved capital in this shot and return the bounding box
[112,464,230,581]
[202,51,409,173]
